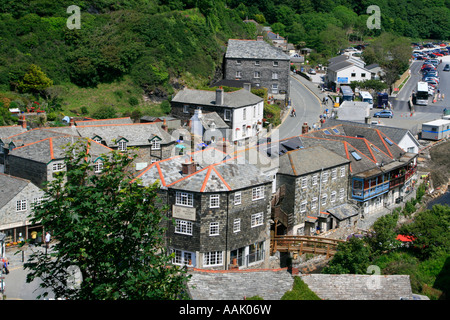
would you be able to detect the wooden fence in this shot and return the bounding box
[271,235,345,258]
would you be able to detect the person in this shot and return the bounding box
[31,230,37,246]
[291,108,296,117]
[45,231,51,249]
[2,258,9,275]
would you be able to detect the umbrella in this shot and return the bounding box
[175,144,186,149]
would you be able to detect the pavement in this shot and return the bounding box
[2,243,55,300]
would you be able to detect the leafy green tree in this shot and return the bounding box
[24,139,190,299]
[17,64,53,98]
[365,209,400,255]
[322,237,372,274]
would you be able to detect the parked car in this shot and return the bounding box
[308,68,316,75]
[374,110,394,118]
[443,64,450,71]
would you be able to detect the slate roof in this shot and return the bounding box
[172,88,262,108]
[278,145,350,176]
[0,125,26,140]
[326,203,359,221]
[74,117,134,126]
[134,148,271,192]
[194,112,229,130]
[327,60,354,72]
[0,173,30,209]
[2,128,68,147]
[225,39,290,60]
[9,136,114,163]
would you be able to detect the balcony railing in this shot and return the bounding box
[352,181,389,201]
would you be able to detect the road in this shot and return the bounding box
[274,73,325,140]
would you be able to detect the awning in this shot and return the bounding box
[396,235,416,242]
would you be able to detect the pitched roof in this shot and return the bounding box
[172,88,263,108]
[0,173,30,209]
[134,148,271,192]
[9,136,114,163]
[0,125,26,140]
[278,145,350,176]
[74,117,134,126]
[225,39,290,60]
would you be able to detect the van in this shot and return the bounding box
[359,91,374,109]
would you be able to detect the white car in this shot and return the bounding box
[308,69,316,75]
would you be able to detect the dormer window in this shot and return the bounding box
[93,136,102,143]
[151,139,161,150]
[118,141,127,151]
[94,159,103,173]
[9,142,15,151]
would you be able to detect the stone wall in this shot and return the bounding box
[7,156,48,189]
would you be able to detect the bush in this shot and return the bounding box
[160,100,171,114]
[92,106,117,119]
[128,96,139,106]
[281,276,321,300]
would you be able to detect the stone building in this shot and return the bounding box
[0,173,45,244]
[134,148,273,270]
[224,38,290,101]
[275,146,352,236]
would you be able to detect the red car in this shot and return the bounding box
[434,53,443,57]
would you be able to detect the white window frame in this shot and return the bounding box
[252,186,265,201]
[151,139,161,150]
[94,160,103,173]
[312,174,318,186]
[209,222,219,236]
[331,168,337,180]
[340,166,346,177]
[311,197,318,210]
[254,71,260,78]
[183,105,189,113]
[33,197,44,206]
[301,177,307,189]
[255,60,260,66]
[321,193,327,206]
[203,251,223,267]
[251,212,264,227]
[273,61,279,67]
[224,109,231,121]
[16,200,27,212]
[175,192,193,207]
[171,249,194,266]
[243,108,247,120]
[339,188,345,201]
[236,71,242,78]
[118,141,127,152]
[322,171,329,183]
[233,218,241,233]
[272,72,278,80]
[234,191,241,205]
[210,194,220,208]
[52,162,64,172]
[236,60,241,65]
[300,200,307,213]
[271,84,278,94]
[175,219,193,236]
[331,191,337,203]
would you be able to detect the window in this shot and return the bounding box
[236,71,242,78]
[171,249,193,266]
[94,160,103,173]
[204,251,223,266]
[118,141,127,152]
[273,61,279,67]
[209,222,219,236]
[272,72,278,80]
[331,168,337,180]
[321,194,327,206]
[253,106,256,117]
[255,60,260,66]
[301,177,307,189]
[52,162,64,172]
[210,194,220,208]
[16,200,27,212]
[351,151,361,161]
[234,192,241,205]
[322,171,329,183]
[340,166,346,177]
[351,73,356,77]
[300,200,307,213]
[151,139,160,150]
[251,212,264,227]
[175,219,193,235]
[252,186,265,201]
[339,188,345,201]
[331,191,337,203]
[361,73,366,78]
[236,60,241,65]
[183,105,189,113]
[311,197,318,210]
[271,84,278,94]
[243,108,246,120]
[233,219,241,233]
[33,197,44,206]
[176,192,193,207]
[254,71,260,78]
[312,174,318,186]
[224,109,231,121]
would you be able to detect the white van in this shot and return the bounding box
[359,91,374,109]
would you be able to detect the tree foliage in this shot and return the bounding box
[24,139,190,300]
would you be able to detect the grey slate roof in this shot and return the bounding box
[327,60,354,72]
[278,145,350,176]
[0,173,29,209]
[0,125,26,140]
[194,112,229,130]
[326,203,359,220]
[300,274,414,300]
[187,269,294,300]
[9,136,113,163]
[74,117,134,126]
[172,88,263,108]
[225,39,290,60]
[135,148,271,192]
[3,128,68,147]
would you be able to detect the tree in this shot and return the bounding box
[24,139,190,299]
[17,64,53,98]
[322,237,372,274]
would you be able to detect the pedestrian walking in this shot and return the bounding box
[31,230,37,246]
[2,257,9,275]
[45,231,51,249]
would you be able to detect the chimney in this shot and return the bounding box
[257,36,264,41]
[20,115,27,129]
[216,87,224,106]
[216,138,230,154]
[243,83,251,92]
[194,109,202,118]
[70,117,75,127]
[181,158,197,175]
[161,119,168,131]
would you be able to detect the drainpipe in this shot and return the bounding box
[317,168,324,233]
[224,191,230,270]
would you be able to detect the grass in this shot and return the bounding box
[281,276,322,300]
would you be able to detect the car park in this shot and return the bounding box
[374,110,393,118]
[444,64,450,71]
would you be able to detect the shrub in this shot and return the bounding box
[281,276,321,300]
[128,96,139,106]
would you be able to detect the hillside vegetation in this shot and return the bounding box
[0,0,449,122]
